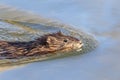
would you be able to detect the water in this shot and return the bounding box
[0,0,120,80]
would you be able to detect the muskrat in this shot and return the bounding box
[0,32,83,59]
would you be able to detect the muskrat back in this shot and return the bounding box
[0,32,83,59]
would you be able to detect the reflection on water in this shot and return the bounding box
[0,0,120,80]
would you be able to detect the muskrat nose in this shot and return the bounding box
[79,40,82,44]
[78,41,83,46]
[76,41,83,51]
[79,41,83,48]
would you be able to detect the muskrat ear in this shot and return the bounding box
[46,36,57,44]
[56,31,63,36]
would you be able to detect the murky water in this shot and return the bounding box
[0,0,120,80]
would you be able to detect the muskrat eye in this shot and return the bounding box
[64,39,68,42]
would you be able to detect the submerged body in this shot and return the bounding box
[0,32,83,59]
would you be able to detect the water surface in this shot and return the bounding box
[0,0,120,80]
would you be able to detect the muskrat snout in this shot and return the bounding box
[74,41,83,51]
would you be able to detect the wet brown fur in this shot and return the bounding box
[0,32,81,59]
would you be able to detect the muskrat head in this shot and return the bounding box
[41,32,83,52]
